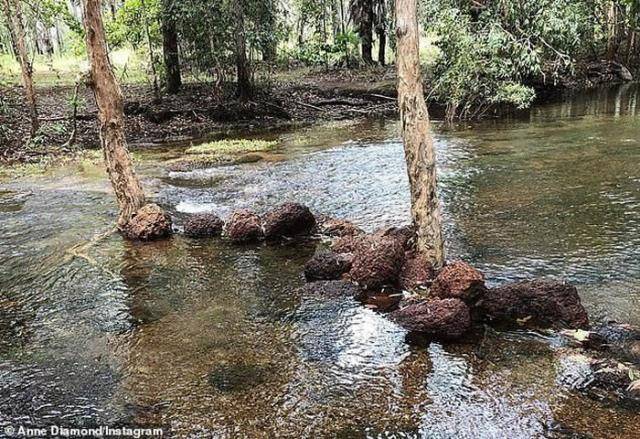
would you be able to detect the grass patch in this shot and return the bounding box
[0,149,103,181]
[185,139,278,155]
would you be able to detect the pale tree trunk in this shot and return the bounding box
[82,0,146,227]
[2,0,39,135]
[395,0,445,267]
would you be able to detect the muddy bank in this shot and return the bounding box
[3,61,634,165]
[0,78,397,164]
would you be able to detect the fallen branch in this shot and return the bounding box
[368,93,396,101]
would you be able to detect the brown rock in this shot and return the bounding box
[262,202,316,239]
[477,279,589,329]
[373,225,416,251]
[398,252,436,291]
[349,236,405,289]
[122,203,172,241]
[184,213,224,237]
[317,217,364,237]
[225,209,264,243]
[331,234,367,254]
[304,251,352,281]
[431,260,485,302]
[390,298,471,339]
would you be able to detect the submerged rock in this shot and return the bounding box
[225,209,264,243]
[304,251,352,281]
[390,298,471,339]
[477,279,589,329]
[297,280,362,299]
[431,260,485,302]
[183,213,224,237]
[122,203,172,241]
[317,217,364,237]
[262,202,316,239]
[398,252,436,291]
[584,323,640,364]
[559,353,640,408]
[208,363,268,392]
[349,236,405,289]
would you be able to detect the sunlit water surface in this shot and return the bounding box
[1,84,639,438]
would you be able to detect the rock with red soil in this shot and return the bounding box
[122,203,172,241]
[304,251,352,281]
[317,217,364,237]
[390,298,471,339]
[373,225,416,251]
[262,202,316,239]
[431,260,486,302]
[183,213,224,237]
[349,236,405,289]
[398,252,436,291]
[477,279,589,329]
[331,234,367,254]
[297,280,362,299]
[225,209,264,243]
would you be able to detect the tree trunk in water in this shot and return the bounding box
[378,27,386,65]
[360,0,374,64]
[3,0,39,135]
[161,0,181,93]
[233,0,252,100]
[395,0,445,267]
[82,0,146,227]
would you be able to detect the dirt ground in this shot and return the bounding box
[0,68,399,164]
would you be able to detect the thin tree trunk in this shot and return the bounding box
[233,0,252,100]
[260,0,277,62]
[82,0,146,227]
[62,77,82,148]
[3,0,39,135]
[378,27,386,65]
[395,0,445,267]
[331,0,341,38]
[360,0,374,64]
[161,0,181,93]
[140,0,160,99]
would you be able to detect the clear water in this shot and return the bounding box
[0,84,639,437]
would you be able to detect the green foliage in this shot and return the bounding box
[107,0,161,49]
[423,0,597,119]
[288,31,360,67]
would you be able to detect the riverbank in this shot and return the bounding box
[0,68,398,165]
[1,64,635,165]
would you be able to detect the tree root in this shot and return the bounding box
[63,226,120,279]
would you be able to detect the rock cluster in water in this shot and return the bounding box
[163,202,638,406]
[176,203,592,339]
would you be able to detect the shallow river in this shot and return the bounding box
[1,84,639,438]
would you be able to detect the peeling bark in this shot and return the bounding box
[395,0,445,267]
[82,0,146,227]
[2,0,39,135]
